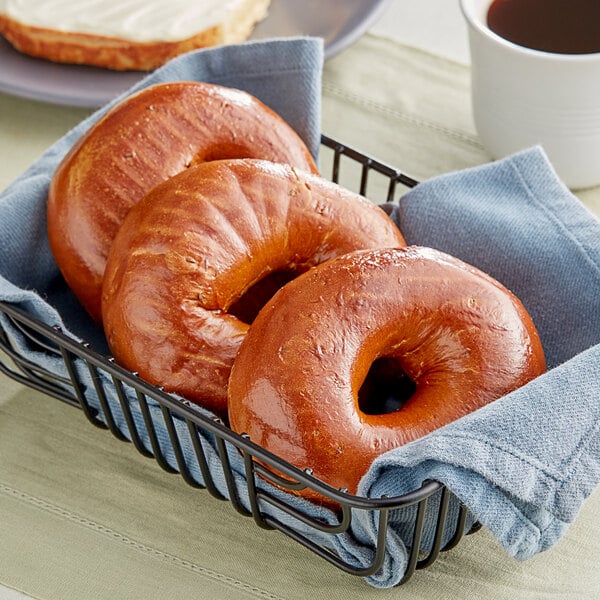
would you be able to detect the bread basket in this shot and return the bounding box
[0,135,480,586]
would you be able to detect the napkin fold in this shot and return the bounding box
[0,37,599,590]
[358,152,600,585]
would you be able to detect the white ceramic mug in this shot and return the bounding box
[460,0,600,189]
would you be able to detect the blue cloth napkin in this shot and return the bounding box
[358,150,600,585]
[1,37,599,589]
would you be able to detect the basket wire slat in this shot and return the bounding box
[243,451,356,537]
[359,158,372,196]
[0,318,73,402]
[59,343,107,425]
[87,360,130,442]
[260,486,353,536]
[111,373,155,458]
[262,502,393,578]
[330,142,343,184]
[135,388,179,475]
[416,485,452,569]
[386,178,398,204]
[243,447,277,531]
[0,136,479,586]
[186,420,228,500]
[215,434,253,517]
[0,349,71,403]
[160,405,204,488]
[404,498,429,580]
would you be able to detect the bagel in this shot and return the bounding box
[227,246,546,504]
[0,0,271,71]
[101,159,406,418]
[47,81,318,322]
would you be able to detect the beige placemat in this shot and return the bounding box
[322,36,486,181]
[1,34,599,599]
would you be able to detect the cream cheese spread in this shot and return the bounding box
[0,0,254,42]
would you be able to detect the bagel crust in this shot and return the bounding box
[47,81,318,322]
[227,246,546,503]
[0,0,272,70]
[101,159,406,418]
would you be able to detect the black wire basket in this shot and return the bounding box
[0,135,480,586]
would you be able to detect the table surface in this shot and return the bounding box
[1,2,599,599]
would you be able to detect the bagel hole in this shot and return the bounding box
[358,357,416,415]
[229,269,304,324]
[191,144,255,165]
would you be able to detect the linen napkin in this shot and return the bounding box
[357,149,600,586]
[1,37,599,590]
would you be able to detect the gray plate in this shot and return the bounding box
[0,0,389,108]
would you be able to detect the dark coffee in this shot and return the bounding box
[487,0,600,54]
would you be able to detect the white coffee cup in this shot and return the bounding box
[460,0,600,189]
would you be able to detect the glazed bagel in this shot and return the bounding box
[101,159,406,418]
[227,246,546,503]
[47,81,318,322]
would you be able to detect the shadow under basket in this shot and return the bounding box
[0,135,480,587]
